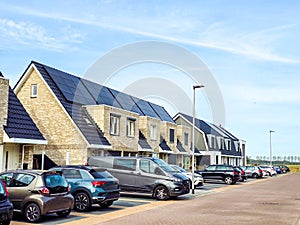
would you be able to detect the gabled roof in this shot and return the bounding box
[4,86,47,144]
[175,112,242,156]
[32,62,110,147]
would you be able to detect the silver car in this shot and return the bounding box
[170,165,204,187]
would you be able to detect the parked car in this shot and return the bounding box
[169,165,204,187]
[234,166,247,182]
[259,165,277,176]
[87,156,190,200]
[274,166,282,174]
[197,164,241,185]
[0,181,13,225]
[0,170,74,223]
[278,165,290,173]
[49,165,120,211]
[239,166,263,178]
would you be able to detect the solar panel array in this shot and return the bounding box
[44,64,174,123]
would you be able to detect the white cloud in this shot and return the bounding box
[0,18,84,50]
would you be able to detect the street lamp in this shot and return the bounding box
[192,84,204,194]
[269,130,275,166]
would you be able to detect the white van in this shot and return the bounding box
[87,156,190,200]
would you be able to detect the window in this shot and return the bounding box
[127,118,135,137]
[169,128,175,143]
[184,133,189,145]
[62,169,82,179]
[110,114,120,135]
[150,125,156,140]
[211,136,216,148]
[140,160,164,175]
[227,140,231,150]
[113,158,136,171]
[31,84,37,98]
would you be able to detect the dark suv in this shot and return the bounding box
[0,170,74,223]
[50,166,120,211]
[198,165,241,185]
[0,181,13,225]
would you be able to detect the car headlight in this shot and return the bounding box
[172,178,182,183]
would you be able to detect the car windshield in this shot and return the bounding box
[172,165,186,173]
[152,158,177,173]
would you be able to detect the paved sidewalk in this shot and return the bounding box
[97,173,300,225]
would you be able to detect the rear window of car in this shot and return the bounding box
[90,169,114,179]
[44,174,68,188]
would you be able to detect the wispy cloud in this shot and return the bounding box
[1,3,299,63]
[0,18,85,51]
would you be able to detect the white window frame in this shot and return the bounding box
[150,125,156,140]
[31,84,37,98]
[110,114,120,136]
[127,118,135,137]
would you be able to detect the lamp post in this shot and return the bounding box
[269,130,275,166]
[192,84,204,194]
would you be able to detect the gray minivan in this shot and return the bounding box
[87,156,190,200]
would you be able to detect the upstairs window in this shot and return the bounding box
[31,84,37,98]
[127,118,136,137]
[184,133,189,146]
[110,114,120,136]
[150,125,156,140]
[169,128,175,143]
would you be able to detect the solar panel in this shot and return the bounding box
[44,66,96,105]
[109,89,143,115]
[131,96,160,119]
[148,102,174,123]
[81,79,121,108]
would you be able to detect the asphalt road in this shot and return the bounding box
[10,173,300,225]
[96,173,300,225]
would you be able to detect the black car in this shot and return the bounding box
[0,181,13,225]
[197,164,241,185]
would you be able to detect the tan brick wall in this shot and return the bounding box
[160,122,177,152]
[138,116,161,152]
[16,67,88,165]
[85,105,139,152]
[0,77,9,144]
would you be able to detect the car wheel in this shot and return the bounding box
[253,173,258,178]
[224,176,233,185]
[24,203,42,223]
[74,192,91,211]
[57,208,71,217]
[99,201,113,208]
[154,185,169,200]
[268,172,272,177]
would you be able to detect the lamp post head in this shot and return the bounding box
[270,130,275,133]
[193,85,204,90]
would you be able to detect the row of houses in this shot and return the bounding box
[0,61,246,171]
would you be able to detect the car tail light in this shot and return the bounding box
[1,181,9,196]
[234,171,239,175]
[241,170,245,175]
[40,187,50,195]
[259,169,263,173]
[92,180,107,187]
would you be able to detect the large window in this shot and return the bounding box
[150,125,156,140]
[113,158,136,171]
[110,114,120,135]
[127,118,135,137]
[169,128,175,143]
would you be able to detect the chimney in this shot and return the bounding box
[0,74,9,142]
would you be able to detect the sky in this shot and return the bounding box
[0,0,299,159]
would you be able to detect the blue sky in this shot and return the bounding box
[0,1,299,159]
